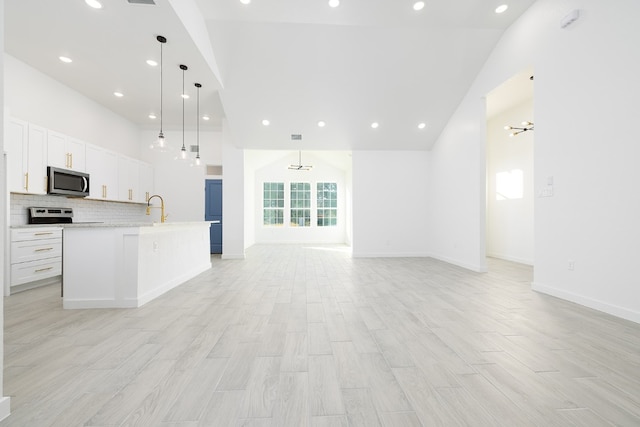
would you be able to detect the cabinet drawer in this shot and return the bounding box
[11,238,62,263]
[11,257,62,286]
[11,227,62,242]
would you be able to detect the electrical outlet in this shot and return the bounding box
[568,260,575,270]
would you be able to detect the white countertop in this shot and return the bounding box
[12,221,211,229]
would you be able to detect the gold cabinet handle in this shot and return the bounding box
[35,267,54,273]
[24,172,29,191]
[34,232,54,236]
[35,247,54,252]
[70,153,73,169]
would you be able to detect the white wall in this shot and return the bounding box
[4,54,141,158]
[250,151,348,244]
[0,0,11,419]
[486,100,534,265]
[139,129,222,222]
[428,0,640,323]
[221,122,245,259]
[352,150,429,257]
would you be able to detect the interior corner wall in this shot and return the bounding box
[0,0,11,420]
[486,100,534,265]
[352,150,429,258]
[3,54,141,158]
[428,0,640,323]
[221,127,245,259]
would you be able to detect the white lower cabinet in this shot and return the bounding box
[10,227,63,288]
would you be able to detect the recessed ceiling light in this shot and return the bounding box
[85,0,103,9]
[59,56,72,63]
[202,116,210,121]
[318,121,326,128]
[240,0,250,4]
[371,122,379,129]
[149,114,157,119]
[181,94,190,99]
[262,119,270,126]
[113,92,124,97]
[418,122,427,129]
[146,59,158,67]
[495,4,508,14]
[413,2,425,11]
[329,0,340,7]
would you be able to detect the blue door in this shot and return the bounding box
[205,179,223,254]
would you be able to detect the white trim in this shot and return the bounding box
[487,253,533,266]
[352,252,430,259]
[0,397,11,422]
[427,254,488,273]
[532,282,640,325]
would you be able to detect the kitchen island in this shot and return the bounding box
[62,221,211,309]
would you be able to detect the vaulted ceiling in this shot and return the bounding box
[4,0,536,151]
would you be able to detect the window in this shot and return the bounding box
[290,182,311,227]
[263,182,284,226]
[496,169,524,200]
[317,182,337,226]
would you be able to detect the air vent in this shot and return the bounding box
[291,134,302,141]
[190,145,198,153]
[127,0,156,4]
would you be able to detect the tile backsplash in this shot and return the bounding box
[10,193,153,226]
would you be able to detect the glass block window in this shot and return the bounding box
[290,182,311,227]
[263,182,284,226]
[317,182,337,227]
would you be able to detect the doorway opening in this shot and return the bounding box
[485,68,534,268]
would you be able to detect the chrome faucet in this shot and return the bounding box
[146,194,167,223]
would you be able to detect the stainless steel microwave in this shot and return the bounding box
[47,166,90,197]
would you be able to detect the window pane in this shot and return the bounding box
[264,182,284,227]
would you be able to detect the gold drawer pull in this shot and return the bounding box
[34,232,54,236]
[35,247,54,252]
[35,267,54,273]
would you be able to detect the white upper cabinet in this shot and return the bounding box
[138,162,154,203]
[118,156,154,203]
[117,155,139,202]
[47,130,86,172]
[85,144,118,201]
[6,118,47,194]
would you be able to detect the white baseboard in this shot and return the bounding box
[532,282,640,324]
[428,254,488,273]
[0,396,11,422]
[486,252,533,266]
[352,251,430,259]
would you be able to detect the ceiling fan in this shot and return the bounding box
[288,151,313,171]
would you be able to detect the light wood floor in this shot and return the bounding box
[2,244,640,426]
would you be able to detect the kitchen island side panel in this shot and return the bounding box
[62,222,211,309]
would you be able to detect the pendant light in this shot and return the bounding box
[152,35,167,150]
[194,83,202,166]
[179,64,188,160]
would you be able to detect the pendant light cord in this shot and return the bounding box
[159,38,163,135]
[182,67,185,150]
[197,84,200,156]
